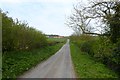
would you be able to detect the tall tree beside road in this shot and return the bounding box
[68,0,120,75]
[67,0,120,43]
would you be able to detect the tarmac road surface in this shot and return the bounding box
[18,39,76,78]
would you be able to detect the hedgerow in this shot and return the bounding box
[70,34,120,76]
[2,11,47,52]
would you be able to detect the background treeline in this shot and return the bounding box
[70,34,120,76]
[2,11,47,52]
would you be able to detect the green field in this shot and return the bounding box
[47,38,67,42]
[2,43,64,78]
[70,43,118,78]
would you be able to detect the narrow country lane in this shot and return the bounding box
[18,39,76,78]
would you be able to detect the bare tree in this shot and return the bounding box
[66,0,120,38]
[88,0,120,43]
[66,3,94,35]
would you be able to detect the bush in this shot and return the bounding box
[70,34,95,56]
[80,40,94,56]
[111,39,120,74]
[112,38,120,64]
[2,11,47,52]
[70,35,120,76]
[93,38,113,62]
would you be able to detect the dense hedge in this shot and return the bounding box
[2,11,47,52]
[70,35,120,76]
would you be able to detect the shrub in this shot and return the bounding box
[2,11,47,52]
[111,38,120,74]
[80,40,94,56]
[112,38,120,64]
[70,35,120,76]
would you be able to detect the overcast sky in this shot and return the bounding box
[0,0,88,36]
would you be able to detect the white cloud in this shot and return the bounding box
[0,0,76,4]
[0,0,22,3]
[0,0,77,36]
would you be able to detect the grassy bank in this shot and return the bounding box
[70,43,118,78]
[2,43,64,78]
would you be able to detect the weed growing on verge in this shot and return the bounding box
[70,43,118,78]
[2,43,64,78]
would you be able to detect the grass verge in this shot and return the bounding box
[70,43,118,78]
[2,43,64,78]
